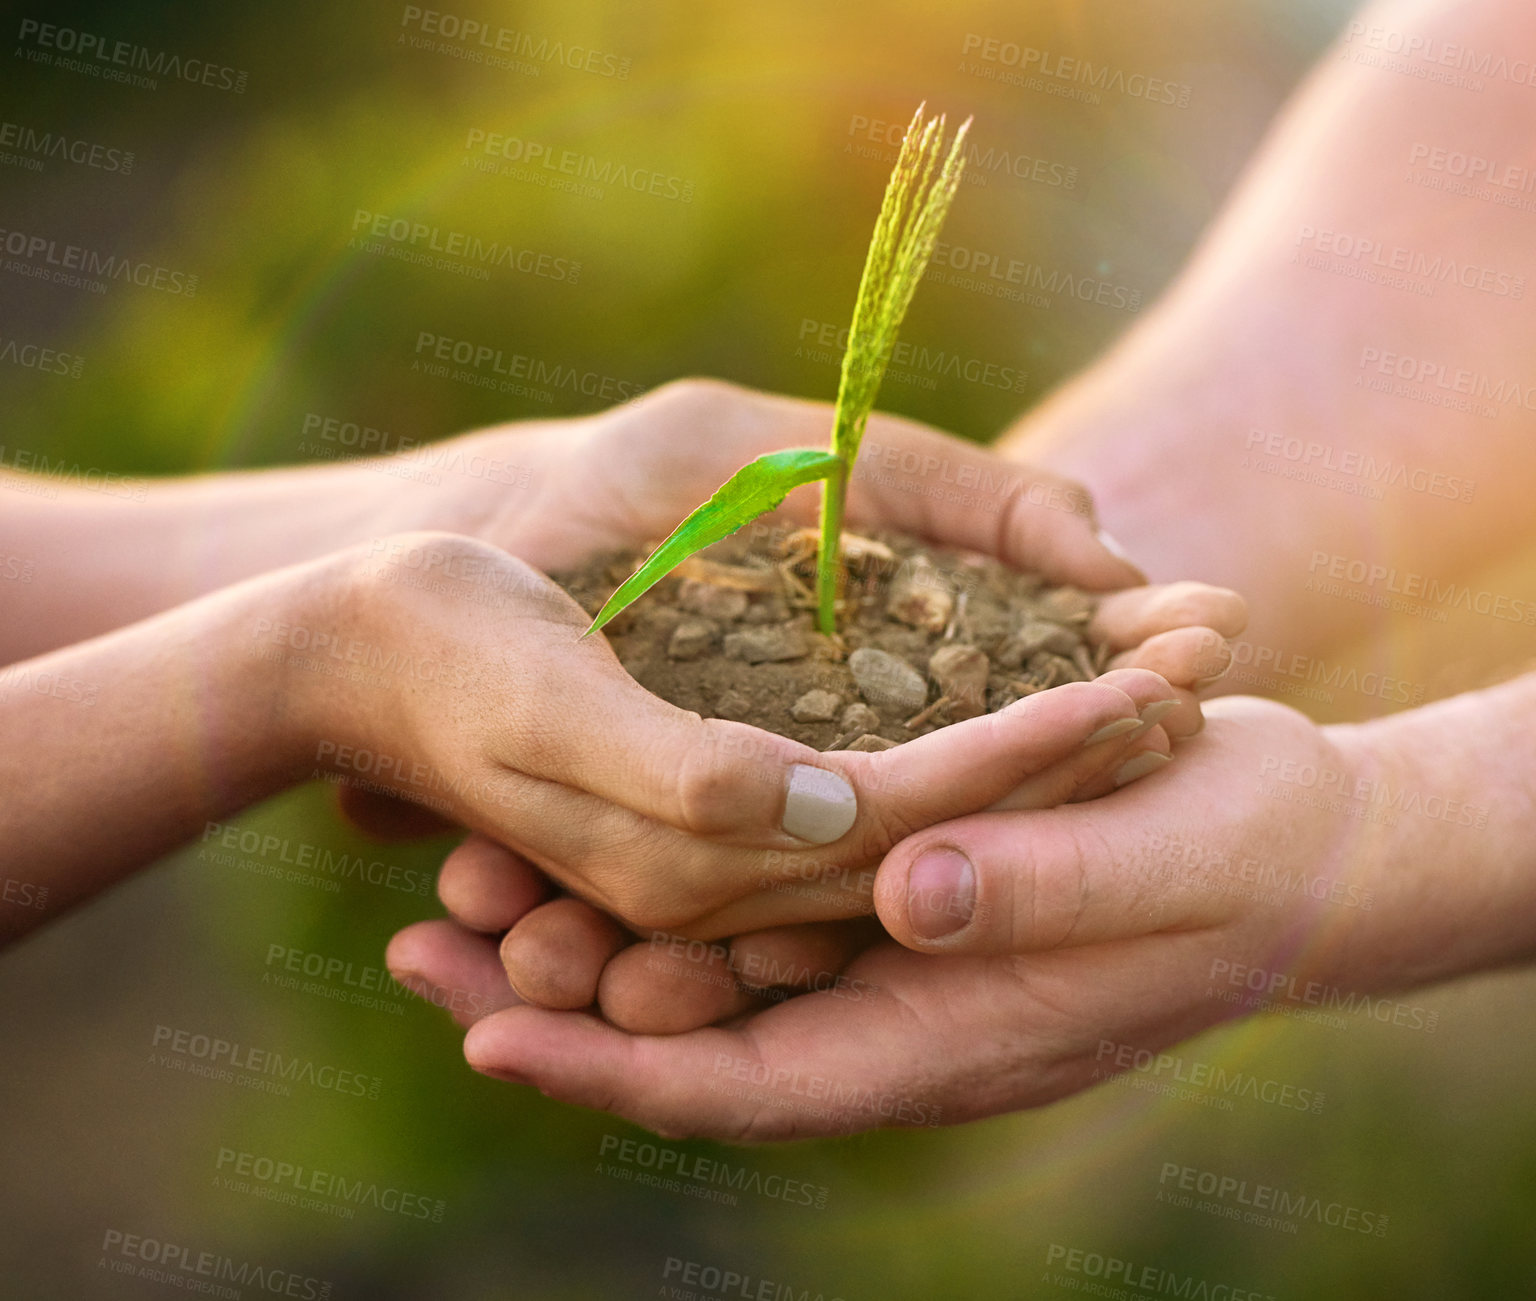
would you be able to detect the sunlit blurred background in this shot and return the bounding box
[7,0,1536,1296]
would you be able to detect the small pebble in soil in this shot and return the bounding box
[928,643,989,721]
[886,555,955,634]
[713,689,753,721]
[677,579,749,622]
[667,618,719,661]
[723,625,810,664]
[845,733,899,752]
[790,689,842,723]
[848,647,928,716]
[839,702,882,733]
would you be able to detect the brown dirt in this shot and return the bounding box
[554,520,1109,751]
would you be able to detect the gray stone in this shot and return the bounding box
[997,618,1080,668]
[928,643,990,720]
[723,624,810,664]
[790,689,841,723]
[667,618,719,661]
[677,579,749,623]
[848,647,928,717]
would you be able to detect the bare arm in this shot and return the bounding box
[1001,0,1536,663]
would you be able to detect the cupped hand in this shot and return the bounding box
[309,531,1200,942]
[394,696,1408,1139]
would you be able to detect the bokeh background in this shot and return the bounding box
[6,0,1536,1297]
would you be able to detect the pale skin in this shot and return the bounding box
[0,381,1240,946]
[408,0,1536,1138]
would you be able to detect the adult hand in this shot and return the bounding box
[394,679,1536,1138]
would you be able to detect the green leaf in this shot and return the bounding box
[584,448,841,635]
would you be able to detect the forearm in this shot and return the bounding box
[0,562,325,943]
[0,423,557,665]
[1003,0,1536,658]
[1330,669,1536,992]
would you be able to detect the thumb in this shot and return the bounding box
[872,785,1209,955]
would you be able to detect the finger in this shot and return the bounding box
[335,784,458,840]
[980,668,1176,811]
[1069,731,1174,803]
[1090,582,1248,648]
[728,919,881,993]
[463,980,934,1142]
[597,936,759,1034]
[844,415,1146,590]
[386,920,520,1028]
[484,673,1180,936]
[438,833,552,933]
[1110,626,1233,694]
[874,786,1226,957]
[500,898,632,1009]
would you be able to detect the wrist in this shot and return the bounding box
[1325,674,1536,992]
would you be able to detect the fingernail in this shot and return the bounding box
[1097,529,1147,581]
[782,764,857,844]
[1083,716,1141,747]
[1113,751,1172,788]
[907,847,975,940]
[1131,699,1179,735]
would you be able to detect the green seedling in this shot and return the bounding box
[586,104,970,637]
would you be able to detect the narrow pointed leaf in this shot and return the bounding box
[585,448,841,635]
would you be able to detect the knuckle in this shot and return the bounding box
[1005,823,1093,951]
[670,730,751,836]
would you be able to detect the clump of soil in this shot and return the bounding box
[555,522,1109,751]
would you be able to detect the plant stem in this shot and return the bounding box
[815,459,847,635]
